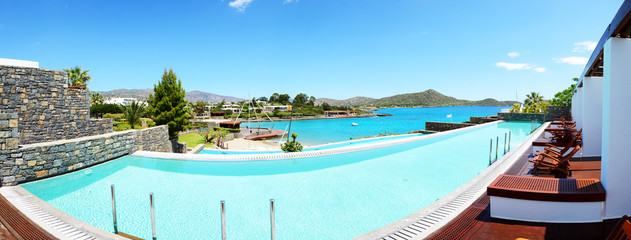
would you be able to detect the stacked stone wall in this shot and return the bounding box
[0,65,112,144]
[469,117,498,124]
[0,126,171,186]
[0,113,19,150]
[425,121,475,132]
[498,113,548,122]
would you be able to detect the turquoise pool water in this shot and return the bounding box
[200,134,422,155]
[242,106,508,145]
[23,121,535,240]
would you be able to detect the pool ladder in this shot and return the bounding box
[110,185,277,240]
[489,131,511,166]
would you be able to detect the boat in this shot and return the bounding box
[351,123,359,126]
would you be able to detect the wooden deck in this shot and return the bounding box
[247,129,287,140]
[426,192,618,240]
[426,147,613,239]
[0,194,57,240]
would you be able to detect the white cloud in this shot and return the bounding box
[229,0,253,12]
[533,67,546,73]
[507,52,520,58]
[572,41,597,53]
[283,0,298,3]
[495,62,533,70]
[554,57,588,65]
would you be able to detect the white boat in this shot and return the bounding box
[351,123,359,126]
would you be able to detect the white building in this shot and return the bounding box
[0,58,39,68]
[262,105,288,112]
[104,97,145,106]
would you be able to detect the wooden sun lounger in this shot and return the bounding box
[529,144,581,177]
[607,215,631,240]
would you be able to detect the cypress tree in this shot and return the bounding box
[147,68,189,139]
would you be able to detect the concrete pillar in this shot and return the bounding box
[602,37,631,219]
[571,92,577,120]
[575,87,583,131]
[581,77,603,157]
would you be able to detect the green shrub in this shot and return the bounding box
[141,118,156,127]
[104,113,125,121]
[90,104,123,116]
[212,127,240,133]
[281,133,303,152]
[113,123,131,131]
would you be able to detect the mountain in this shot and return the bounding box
[185,91,244,103]
[316,89,518,107]
[96,88,155,100]
[315,96,376,107]
[97,89,244,103]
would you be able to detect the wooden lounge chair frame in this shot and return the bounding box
[607,215,631,240]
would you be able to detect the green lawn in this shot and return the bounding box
[178,133,214,148]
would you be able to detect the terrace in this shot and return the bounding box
[419,0,631,238]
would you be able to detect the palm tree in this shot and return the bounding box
[63,66,91,86]
[524,92,543,106]
[120,101,146,129]
[90,92,104,106]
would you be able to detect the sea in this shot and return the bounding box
[240,106,510,146]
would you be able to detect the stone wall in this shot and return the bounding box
[547,106,572,119]
[0,65,112,144]
[498,113,548,122]
[0,113,19,150]
[469,117,498,124]
[425,121,475,132]
[0,126,171,186]
[135,125,173,152]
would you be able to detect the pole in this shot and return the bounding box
[508,131,512,151]
[287,105,295,138]
[495,136,499,160]
[270,199,276,240]
[489,139,493,165]
[111,185,118,234]
[221,201,226,240]
[504,132,507,154]
[150,193,157,240]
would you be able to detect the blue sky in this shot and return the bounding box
[0,0,623,102]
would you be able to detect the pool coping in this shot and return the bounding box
[200,133,425,153]
[355,121,550,240]
[0,186,129,240]
[133,120,504,161]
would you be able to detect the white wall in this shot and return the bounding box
[571,92,578,120]
[490,196,603,223]
[575,87,584,131]
[581,77,603,157]
[602,37,631,219]
[0,58,39,68]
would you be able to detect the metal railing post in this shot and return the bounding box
[221,201,226,240]
[504,132,507,154]
[150,193,157,240]
[508,131,512,151]
[270,199,275,240]
[111,185,118,234]
[489,139,493,165]
[495,136,499,160]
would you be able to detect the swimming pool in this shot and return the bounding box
[22,121,535,239]
[199,133,423,155]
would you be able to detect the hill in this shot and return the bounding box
[317,89,518,107]
[97,89,244,103]
[315,96,375,107]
